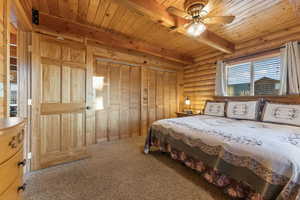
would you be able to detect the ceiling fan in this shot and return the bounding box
[167,0,235,37]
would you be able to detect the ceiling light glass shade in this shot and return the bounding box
[186,22,206,37]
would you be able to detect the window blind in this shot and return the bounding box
[227,62,251,85]
[253,57,280,80]
[227,62,251,96]
[253,57,281,95]
[226,56,281,96]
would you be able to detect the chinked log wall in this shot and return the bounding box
[184,25,300,112]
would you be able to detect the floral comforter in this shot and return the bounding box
[144,115,300,200]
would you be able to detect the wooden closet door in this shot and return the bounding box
[148,70,156,126]
[156,71,164,120]
[108,63,121,140]
[169,72,177,118]
[163,72,171,118]
[32,36,89,170]
[130,66,141,137]
[120,65,130,139]
[94,61,109,142]
[94,61,141,141]
[141,68,178,134]
[141,68,149,136]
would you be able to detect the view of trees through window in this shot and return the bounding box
[227,56,281,96]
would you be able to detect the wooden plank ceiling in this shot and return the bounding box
[31,0,300,60]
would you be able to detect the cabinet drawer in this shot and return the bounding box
[0,149,24,195]
[0,177,23,200]
[0,125,24,164]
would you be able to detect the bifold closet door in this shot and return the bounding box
[94,60,141,142]
[141,68,178,135]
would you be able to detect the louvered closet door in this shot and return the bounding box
[35,37,88,169]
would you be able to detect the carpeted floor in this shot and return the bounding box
[24,136,228,200]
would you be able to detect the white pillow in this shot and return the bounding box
[204,102,225,117]
[227,101,260,120]
[262,102,300,126]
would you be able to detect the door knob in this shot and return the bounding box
[18,159,27,167]
[18,183,27,192]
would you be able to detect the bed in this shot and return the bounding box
[144,115,300,200]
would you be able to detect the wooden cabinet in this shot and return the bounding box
[0,118,26,200]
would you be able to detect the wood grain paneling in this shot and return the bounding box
[0,0,5,118]
[94,61,109,142]
[120,65,130,139]
[130,66,141,137]
[94,60,141,141]
[141,68,179,136]
[32,0,300,58]
[184,25,300,112]
[32,35,90,170]
[95,59,180,139]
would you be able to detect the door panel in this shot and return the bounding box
[94,61,109,142]
[42,63,61,103]
[141,68,148,136]
[148,70,156,126]
[130,67,141,136]
[156,71,164,120]
[71,67,86,103]
[108,63,120,140]
[62,66,71,103]
[40,115,61,155]
[32,36,89,170]
[70,113,85,149]
[120,65,130,139]
[94,60,141,140]
[141,68,179,133]
[163,72,170,118]
[40,40,61,59]
[169,72,177,118]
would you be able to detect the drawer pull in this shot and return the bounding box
[18,159,27,167]
[8,136,18,149]
[17,183,27,192]
[17,130,25,143]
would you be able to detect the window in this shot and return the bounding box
[226,56,281,96]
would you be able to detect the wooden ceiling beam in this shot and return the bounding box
[112,0,235,54]
[289,0,300,14]
[36,12,194,65]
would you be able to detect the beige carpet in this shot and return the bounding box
[24,136,228,200]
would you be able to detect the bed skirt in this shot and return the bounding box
[144,127,300,200]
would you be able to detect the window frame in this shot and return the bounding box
[225,54,281,97]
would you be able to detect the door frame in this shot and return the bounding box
[7,0,32,173]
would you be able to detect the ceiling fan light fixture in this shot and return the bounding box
[186,22,206,37]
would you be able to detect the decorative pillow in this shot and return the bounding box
[262,102,300,126]
[227,101,260,120]
[204,102,225,117]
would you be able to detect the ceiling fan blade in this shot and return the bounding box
[167,6,192,19]
[202,16,235,25]
[183,21,193,29]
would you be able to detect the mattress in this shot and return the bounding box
[144,115,300,200]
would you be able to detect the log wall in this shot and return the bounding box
[183,25,300,112]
